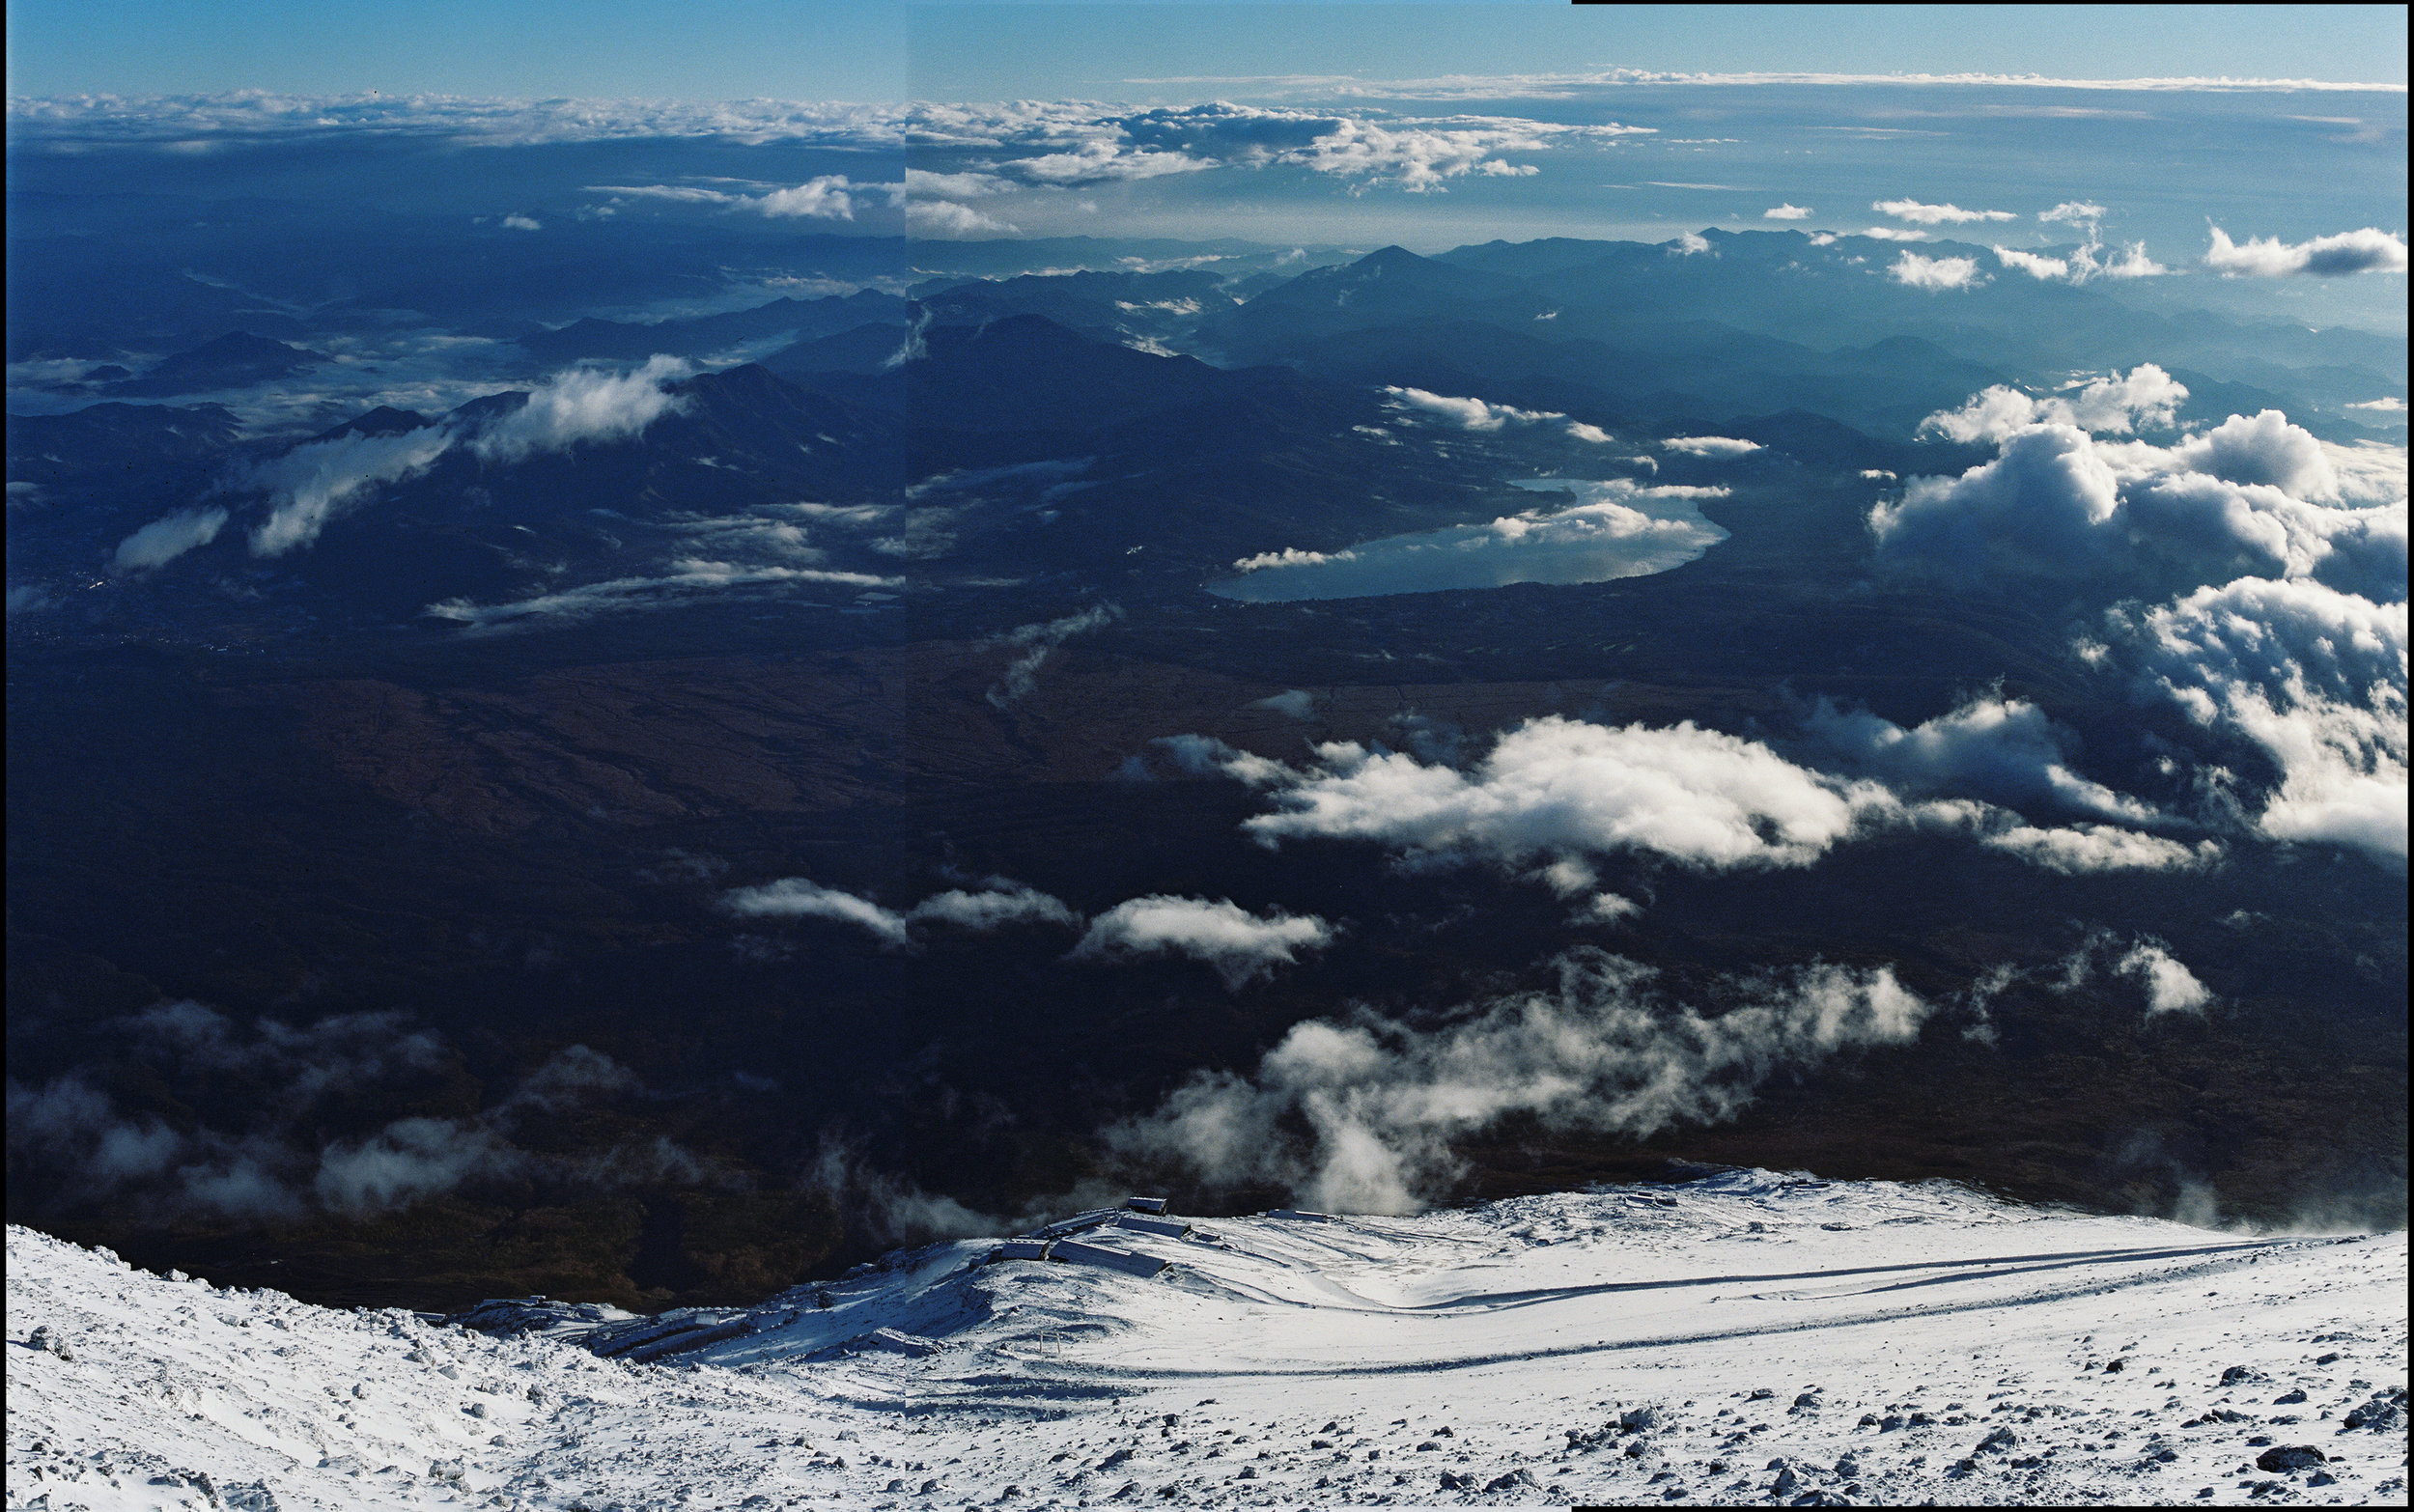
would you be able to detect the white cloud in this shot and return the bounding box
[1807,694,2160,823]
[2346,397,2407,413]
[1007,141,1216,184]
[1762,204,1812,220]
[246,425,456,557]
[1103,948,1931,1214]
[2051,930,2215,1014]
[469,353,690,462]
[1241,715,1898,873]
[905,199,1018,237]
[1233,546,1356,572]
[424,561,899,630]
[1994,246,2070,281]
[2204,225,2408,277]
[1669,231,1713,256]
[902,168,1011,198]
[1873,198,2016,224]
[1565,421,1613,443]
[113,506,228,572]
[1877,411,2407,596]
[720,878,913,946]
[2106,575,2406,865]
[988,604,1117,708]
[1977,823,2221,874]
[1218,479,1729,602]
[2118,940,2213,1014]
[1918,364,2188,443]
[1383,386,1562,431]
[718,875,1081,946]
[1660,434,1762,458]
[754,176,856,218]
[1890,252,1983,289]
[908,880,1081,932]
[590,176,856,219]
[2039,201,2108,227]
[1862,226,1931,241]
[499,213,542,232]
[1069,896,1333,990]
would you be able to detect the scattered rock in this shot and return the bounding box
[26,1327,73,1362]
[2255,1445,2327,1473]
[1483,1469,1540,1493]
[1437,1470,1472,1490]
[2221,1365,2268,1387]
[2343,1389,2406,1434]
[1620,1407,1666,1434]
[2104,1358,2125,1373]
[1977,1427,2019,1454]
[2273,1389,2307,1405]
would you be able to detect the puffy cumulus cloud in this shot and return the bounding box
[1806,693,2160,824]
[1241,715,1898,873]
[905,199,1018,237]
[1661,434,1762,458]
[499,213,542,232]
[1863,226,1930,241]
[989,603,1118,708]
[1103,948,1932,1214]
[754,176,856,218]
[113,506,228,572]
[1179,714,2205,880]
[1669,230,1714,256]
[1763,203,1812,219]
[1232,545,1355,572]
[244,425,456,557]
[1891,252,1984,289]
[424,560,898,630]
[2204,225,2408,277]
[1069,896,1333,990]
[1874,198,2016,225]
[1383,386,1562,432]
[2118,940,2214,1014]
[1565,421,1613,443]
[1878,401,2407,599]
[2001,202,2168,282]
[469,353,690,462]
[718,875,1081,947]
[2104,575,2406,864]
[1919,364,2189,443]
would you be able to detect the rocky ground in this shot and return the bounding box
[9,1171,2406,1509]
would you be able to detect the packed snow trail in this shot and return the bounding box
[9,1171,2406,1509]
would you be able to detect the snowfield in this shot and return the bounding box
[8,1171,2406,1510]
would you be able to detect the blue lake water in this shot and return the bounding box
[1206,477,1731,602]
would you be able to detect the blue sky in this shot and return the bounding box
[5,3,2405,100]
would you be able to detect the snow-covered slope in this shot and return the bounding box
[9,1172,2406,1509]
